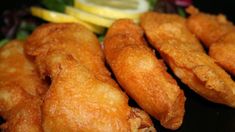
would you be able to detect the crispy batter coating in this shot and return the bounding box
[209,33,235,76]
[186,6,235,76]
[104,19,185,130]
[140,12,204,53]
[0,40,47,132]
[141,12,235,108]
[25,23,155,132]
[186,6,235,47]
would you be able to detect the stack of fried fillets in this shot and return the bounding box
[0,6,234,132]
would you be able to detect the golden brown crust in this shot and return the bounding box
[186,6,235,76]
[186,6,235,47]
[25,23,155,131]
[0,40,47,132]
[104,19,185,130]
[141,12,235,108]
[209,33,235,76]
[140,12,204,53]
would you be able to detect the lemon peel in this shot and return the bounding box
[65,6,113,27]
[74,0,149,19]
[30,6,105,34]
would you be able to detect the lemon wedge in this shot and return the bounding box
[30,6,105,34]
[65,6,113,27]
[74,0,149,19]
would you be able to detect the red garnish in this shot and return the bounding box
[175,0,192,7]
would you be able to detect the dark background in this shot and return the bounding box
[193,0,235,22]
[0,0,38,13]
[0,0,235,132]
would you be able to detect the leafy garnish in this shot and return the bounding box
[16,21,37,40]
[19,21,37,31]
[177,7,186,17]
[16,30,29,40]
[98,35,105,42]
[148,0,157,10]
[42,0,73,12]
[0,39,10,48]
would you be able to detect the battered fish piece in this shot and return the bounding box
[141,12,235,108]
[210,33,235,76]
[104,19,185,130]
[25,23,155,132]
[186,6,235,47]
[0,40,47,132]
[140,12,204,53]
[187,6,235,76]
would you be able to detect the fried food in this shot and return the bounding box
[209,33,235,76]
[186,6,235,47]
[0,40,47,132]
[141,12,204,53]
[104,19,185,130]
[25,23,155,131]
[141,12,235,108]
[186,6,235,76]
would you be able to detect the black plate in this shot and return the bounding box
[0,0,235,132]
[155,72,235,132]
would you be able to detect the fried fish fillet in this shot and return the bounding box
[209,33,235,76]
[186,6,235,47]
[104,19,185,130]
[0,40,47,132]
[186,6,235,76]
[25,23,155,132]
[141,12,204,53]
[141,12,235,108]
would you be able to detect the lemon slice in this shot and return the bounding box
[65,6,113,27]
[30,6,105,34]
[85,0,138,9]
[31,6,81,23]
[74,0,149,19]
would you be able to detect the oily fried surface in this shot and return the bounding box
[187,6,235,76]
[104,19,185,130]
[25,23,155,132]
[0,40,47,132]
[141,12,235,108]
[186,6,235,47]
[1,98,43,132]
[24,23,114,86]
[0,40,46,97]
[140,12,204,52]
[209,33,235,76]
